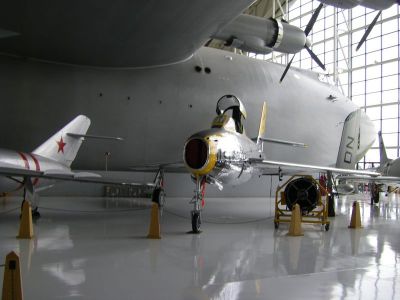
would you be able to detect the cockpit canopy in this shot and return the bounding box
[216,95,247,119]
[212,95,246,134]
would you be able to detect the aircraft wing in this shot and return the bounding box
[130,162,187,173]
[336,175,400,185]
[0,166,154,187]
[0,0,254,67]
[248,158,381,177]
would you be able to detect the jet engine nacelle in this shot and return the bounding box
[284,177,320,213]
[319,0,395,10]
[212,14,306,55]
[336,183,355,195]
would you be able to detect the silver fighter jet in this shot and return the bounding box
[181,95,379,233]
[0,115,152,216]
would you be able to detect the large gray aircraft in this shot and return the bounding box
[0,1,378,193]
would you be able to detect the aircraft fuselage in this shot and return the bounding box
[0,47,376,173]
[0,148,66,193]
[184,128,261,186]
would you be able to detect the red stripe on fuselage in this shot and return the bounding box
[28,153,40,186]
[18,152,29,169]
[14,152,30,191]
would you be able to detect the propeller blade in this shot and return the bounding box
[280,55,296,83]
[279,3,323,83]
[356,10,382,51]
[305,45,326,70]
[304,3,324,36]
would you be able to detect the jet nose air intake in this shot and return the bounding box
[184,137,217,176]
[185,138,208,169]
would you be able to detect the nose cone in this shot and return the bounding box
[183,137,217,176]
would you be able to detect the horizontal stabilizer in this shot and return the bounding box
[67,133,124,141]
[252,137,307,148]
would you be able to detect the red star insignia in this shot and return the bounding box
[56,137,66,153]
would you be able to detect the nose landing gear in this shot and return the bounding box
[189,176,206,233]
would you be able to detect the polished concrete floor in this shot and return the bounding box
[0,193,399,299]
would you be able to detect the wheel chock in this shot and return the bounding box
[348,201,362,229]
[17,201,34,239]
[2,251,23,300]
[147,203,161,239]
[287,204,304,236]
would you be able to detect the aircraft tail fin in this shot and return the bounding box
[256,102,268,150]
[33,115,91,167]
[378,131,389,164]
[335,109,361,169]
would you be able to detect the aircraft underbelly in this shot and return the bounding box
[212,162,253,186]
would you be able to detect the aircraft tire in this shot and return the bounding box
[372,192,379,204]
[152,188,165,207]
[32,207,41,219]
[191,211,201,233]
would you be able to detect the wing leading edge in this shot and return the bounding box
[249,158,381,177]
[0,165,154,187]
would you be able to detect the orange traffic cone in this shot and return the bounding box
[2,251,23,300]
[17,201,34,239]
[348,201,362,228]
[287,204,304,236]
[147,203,161,239]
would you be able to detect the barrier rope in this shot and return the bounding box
[0,207,19,215]
[163,209,273,224]
[38,206,151,214]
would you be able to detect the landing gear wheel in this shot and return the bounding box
[32,207,41,219]
[152,188,165,207]
[274,222,279,229]
[325,224,330,231]
[191,211,201,233]
[371,184,380,204]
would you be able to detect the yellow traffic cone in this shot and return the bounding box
[2,251,23,300]
[147,203,161,239]
[17,201,34,239]
[287,204,304,236]
[348,201,362,228]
